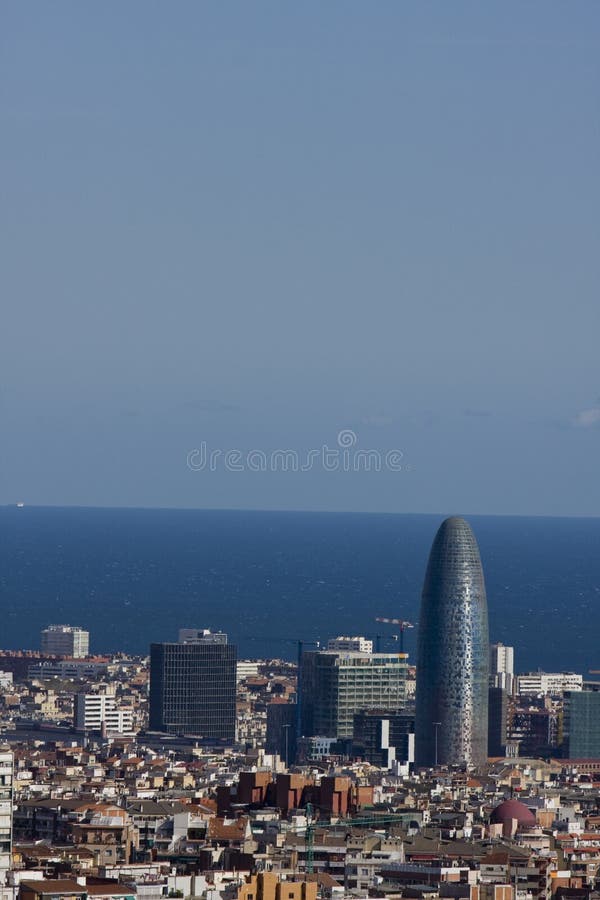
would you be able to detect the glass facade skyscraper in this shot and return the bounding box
[300,649,408,739]
[149,631,236,742]
[562,689,600,758]
[415,517,489,768]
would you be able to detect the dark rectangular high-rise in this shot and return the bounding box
[563,688,600,758]
[488,687,508,757]
[149,630,236,742]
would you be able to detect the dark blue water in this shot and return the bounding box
[0,506,598,673]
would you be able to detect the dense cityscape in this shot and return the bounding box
[4,5,598,900]
[0,518,599,900]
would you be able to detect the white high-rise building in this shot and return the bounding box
[237,660,260,682]
[0,751,12,878]
[327,636,373,654]
[74,689,134,734]
[41,625,89,658]
[490,642,514,693]
[517,672,583,697]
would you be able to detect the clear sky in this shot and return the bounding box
[2,2,599,516]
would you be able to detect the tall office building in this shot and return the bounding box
[488,686,508,757]
[149,629,236,743]
[490,643,514,694]
[41,624,89,658]
[415,517,489,768]
[300,648,408,739]
[562,688,600,758]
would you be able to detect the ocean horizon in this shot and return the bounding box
[1,504,598,673]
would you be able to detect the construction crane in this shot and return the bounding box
[299,803,408,873]
[375,617,414,654]
[374,633,397,653]
[243,635,320,750]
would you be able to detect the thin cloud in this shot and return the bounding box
[573,405,600,428]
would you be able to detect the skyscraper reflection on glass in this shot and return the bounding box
[415,517,489,768]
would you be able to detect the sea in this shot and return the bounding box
[0,505,599,674]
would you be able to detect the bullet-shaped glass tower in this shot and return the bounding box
[415,516,489,768]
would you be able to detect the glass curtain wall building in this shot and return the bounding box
[562,689,600,758]
[149,632,236,743]
[415,517,489,768]
[300,650,408,739]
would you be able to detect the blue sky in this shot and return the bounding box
[2,2,599,515]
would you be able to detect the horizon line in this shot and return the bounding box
[2,502,599,522]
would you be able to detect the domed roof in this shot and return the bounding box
[490,799,536,827]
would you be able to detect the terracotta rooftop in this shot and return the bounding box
[482,851,511,865]
[19,880,85,895]
[208,817,249,841]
